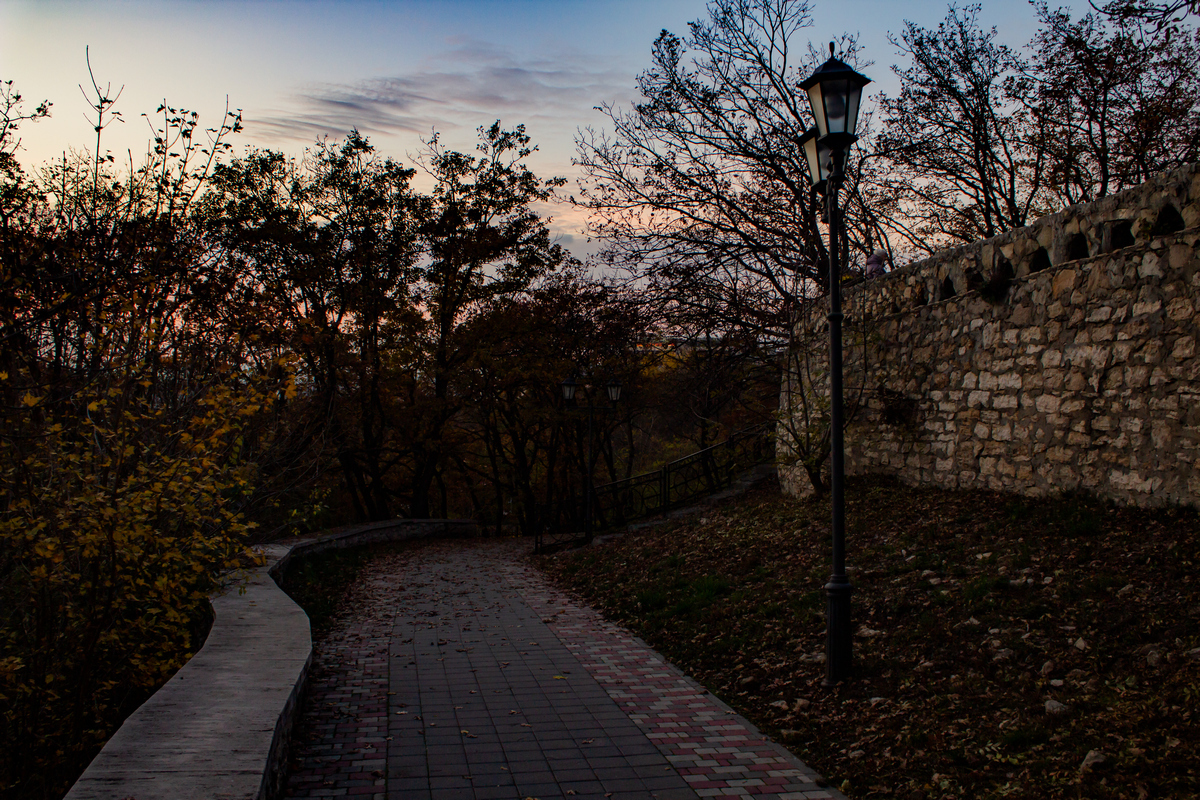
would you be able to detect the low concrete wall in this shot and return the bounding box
[65,518,478,800]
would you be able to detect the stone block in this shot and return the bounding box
[1061,398,1087,414]
[1110,469,1159,494]
[1166,297,1194,322]
[1133,299,1163,317]
[982,321,1001,348]
[1020,327,1044,343]
[993,394,1019,410]
[1124,365,1150,387]
[1035,394,1061,414]
[1153,421,1173,450]
[1168,243,1193,271]
[1052,269,1077,297]
[1138,252,1163,278]
[1146,395,1180,414]
[1071,343,1112,370]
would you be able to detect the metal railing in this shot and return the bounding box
[534,424,773,553]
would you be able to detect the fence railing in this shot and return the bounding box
[535,424,774,553]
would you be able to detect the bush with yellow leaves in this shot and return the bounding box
[0,361,289,798]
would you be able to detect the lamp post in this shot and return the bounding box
[560,375,622,543]
[800,43,871,687]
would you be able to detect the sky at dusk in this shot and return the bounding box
[1,0,1040,256]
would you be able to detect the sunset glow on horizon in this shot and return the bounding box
[1,0,1040,258]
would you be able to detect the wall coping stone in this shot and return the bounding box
[64,518,478,800]
[833,161,1200,321]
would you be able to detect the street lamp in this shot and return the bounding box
[801,43,871,687]
[560,375,578,402]
[560,375,621,543]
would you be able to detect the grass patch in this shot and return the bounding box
[538,475,1200,800]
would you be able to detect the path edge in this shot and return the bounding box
[64,518,478,800]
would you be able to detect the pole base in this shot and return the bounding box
[822,577,854,687]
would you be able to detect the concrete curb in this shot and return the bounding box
[64,518,477,800]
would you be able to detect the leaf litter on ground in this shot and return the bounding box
[536,475,1200,800]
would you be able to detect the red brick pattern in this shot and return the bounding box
[285,540,842,800]
[498,552,842,800]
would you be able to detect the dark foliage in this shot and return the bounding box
[542,478,1200,799]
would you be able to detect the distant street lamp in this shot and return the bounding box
[800,43,871,687]
[560,375,622,543]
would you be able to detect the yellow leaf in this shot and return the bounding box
[21,393,39,407]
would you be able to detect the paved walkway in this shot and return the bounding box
[285,539,842,800]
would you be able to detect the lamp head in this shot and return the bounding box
[800,43,871,151]
[606,380,622,404]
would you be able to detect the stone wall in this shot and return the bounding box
[779,162,1200,508]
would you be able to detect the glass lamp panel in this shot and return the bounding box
[801,128,822,185]
[846,83,863,136]
[806,84,828,137]
[821,79,851,135]
[606,381,622,403]
[560,378,577,401]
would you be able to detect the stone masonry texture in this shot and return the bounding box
[779,162,1200,508]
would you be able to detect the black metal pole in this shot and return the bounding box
[585,392,595,543]
[824,148,854,687]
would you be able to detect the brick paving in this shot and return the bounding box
[285,539,843,800]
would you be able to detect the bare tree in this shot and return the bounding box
[871,4,1050,253]
[776,298,875,497]
[576,0,888,346]
[1094,0,1199,28]
[1032,1,1200,205]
